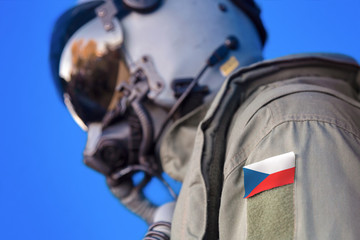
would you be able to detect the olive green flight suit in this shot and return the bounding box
[160,54,360,240]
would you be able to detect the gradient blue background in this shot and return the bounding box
[1,0,359,239]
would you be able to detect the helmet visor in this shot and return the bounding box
[59,17,129,130]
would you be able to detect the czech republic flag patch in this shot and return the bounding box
[243,152,296,198]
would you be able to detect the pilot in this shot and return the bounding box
[50,0,360,239]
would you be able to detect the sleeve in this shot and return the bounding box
[220,119,360,240]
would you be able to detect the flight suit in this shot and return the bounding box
[160,54,360,240]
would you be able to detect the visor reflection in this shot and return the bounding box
[59,17,130,128]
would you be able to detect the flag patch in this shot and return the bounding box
[243,152,295,198]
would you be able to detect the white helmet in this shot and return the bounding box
[50,0,266,186]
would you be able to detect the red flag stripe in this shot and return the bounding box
[245,167,295,198]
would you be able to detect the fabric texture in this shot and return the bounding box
[161,54,360,240]
[160,103,210,182]
[247,184,294,240]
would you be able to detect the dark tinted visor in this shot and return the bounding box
[59,17,130,130]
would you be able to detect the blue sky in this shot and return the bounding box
[0,1,359,239]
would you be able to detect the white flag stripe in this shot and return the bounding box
[244,152,295,174]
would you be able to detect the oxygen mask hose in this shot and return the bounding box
[143,202,176,240]
[108,172,177,225]
[107,175,157,224]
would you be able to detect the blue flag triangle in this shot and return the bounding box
[243,168,269,198]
